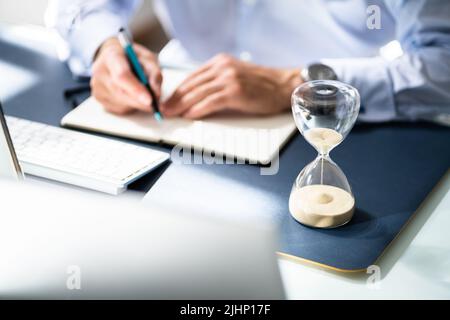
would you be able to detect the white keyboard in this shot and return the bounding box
[5,116,170,194]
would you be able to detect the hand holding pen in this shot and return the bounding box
[90,29,163,119]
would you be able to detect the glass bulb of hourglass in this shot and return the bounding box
[289,80,360,228]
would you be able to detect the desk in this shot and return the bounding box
[1,26,449,299]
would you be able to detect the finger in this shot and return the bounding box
[169,54,227,96]
[163,54,230,108]
[94,83,135,115]
[107,82,154,113]
[181,55,217,80]
[106,52,152,109]
[103,99,135,115]
[182,92,228,119]
[95,71,153,113]
[190,53,237,77]
[176,67,218,96]
[163,81,223,117]
[185,53,232,78]
[133,43,156,59]
[97,69,152,113]
[163,67,218,114]
[140,57,163,98]
[134,44,162,95]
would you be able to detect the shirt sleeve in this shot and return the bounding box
[45,0,141,77]
[322,0,450,124]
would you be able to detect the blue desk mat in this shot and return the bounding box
[143,122,450,271]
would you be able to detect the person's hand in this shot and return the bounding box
[90,37,162,115]
[161,54,302,119]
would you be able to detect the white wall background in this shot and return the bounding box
[0,0,50,25]
[0,0,156,27]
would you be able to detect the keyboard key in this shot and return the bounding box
[4,116,169,193]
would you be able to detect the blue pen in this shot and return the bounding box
[118,27,162,122]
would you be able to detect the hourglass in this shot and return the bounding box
[289,80,360,228]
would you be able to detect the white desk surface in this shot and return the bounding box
[279,171,450,300]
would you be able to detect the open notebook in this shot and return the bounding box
[61,69,297,164]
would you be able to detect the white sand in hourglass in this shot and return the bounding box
[304,128,343,154]
[289,185,355,228]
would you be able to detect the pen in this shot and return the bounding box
[118,27,162,122]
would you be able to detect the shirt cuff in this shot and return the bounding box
[321,57,397,122]
[68,11,124,76]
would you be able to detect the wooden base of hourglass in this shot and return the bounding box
[289,128,355,229]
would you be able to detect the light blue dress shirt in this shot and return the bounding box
[46,0,450,123]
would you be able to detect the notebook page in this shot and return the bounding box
[61,69,296,163]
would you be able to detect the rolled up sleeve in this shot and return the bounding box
[46,0,140,76]
[322,0,450,124]
[322,57,396,122]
